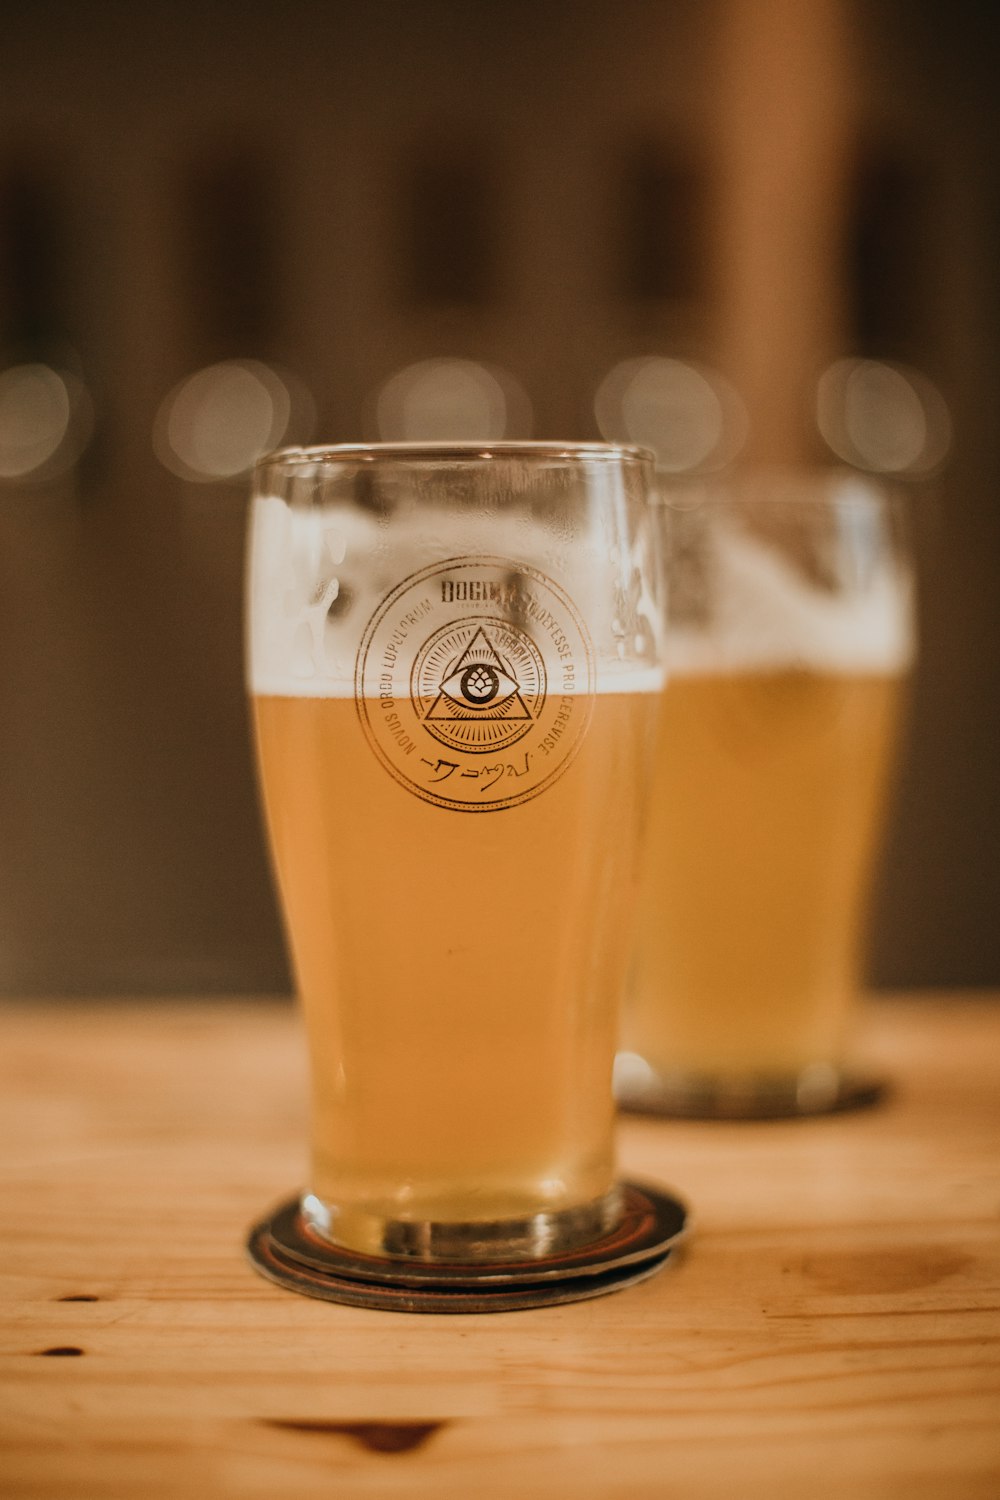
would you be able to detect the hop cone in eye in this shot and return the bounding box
[465,666,495,699]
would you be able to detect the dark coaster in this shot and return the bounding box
[616,1064,885,1121]
[246,1181,688,1313]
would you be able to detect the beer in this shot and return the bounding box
[255,683,657,1256]
[623,668,904,1086]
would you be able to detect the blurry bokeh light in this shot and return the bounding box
[0,363,93,482]
[154,360,313,482]
[374,358,530,441]
[594,356,747,473]
[817,358,951,475]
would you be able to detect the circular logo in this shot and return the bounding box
[355,556,594,812]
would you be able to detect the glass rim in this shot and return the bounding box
[255,439,654,475]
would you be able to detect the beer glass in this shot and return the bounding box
[617,470,915,1118]
[247,443,666,1277]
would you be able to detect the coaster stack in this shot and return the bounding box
[247,1182,688,1313]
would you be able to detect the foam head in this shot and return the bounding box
[662,476,915,676]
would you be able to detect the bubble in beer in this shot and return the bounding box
[817,358,951,475]
[154,360,314,482]
[0,363,92,481]
[595,357,747,473]
[373,358,530,441]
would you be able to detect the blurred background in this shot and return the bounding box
[0,0,997,997]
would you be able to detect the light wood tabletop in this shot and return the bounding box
[1,994,998,1499]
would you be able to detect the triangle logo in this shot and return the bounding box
[424,626,534,723]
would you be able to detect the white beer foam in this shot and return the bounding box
[667,517,915,676]
[247,494,663,698]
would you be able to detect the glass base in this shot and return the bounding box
[614,1052,884,1120]
[301,1184,625,1262]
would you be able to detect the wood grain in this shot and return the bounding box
[1,995,998,1499]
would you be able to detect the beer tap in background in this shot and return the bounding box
[155,147,314,492]
[0,162,94,496]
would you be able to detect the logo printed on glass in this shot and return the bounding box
[356,556,594,811]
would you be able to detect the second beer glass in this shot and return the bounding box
[619,471,915,1117]
[248,443,662,1262]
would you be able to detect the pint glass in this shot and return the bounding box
[248,443,662,1261]
[618,471,915,1117]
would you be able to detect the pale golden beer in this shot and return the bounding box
[623,669,905,1087]
[617,475,915,1116]
[255,687,656,1256]
[247,443,663,1261]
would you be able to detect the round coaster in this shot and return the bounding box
[616,1064,884,1121]
[246,1181,688,1313]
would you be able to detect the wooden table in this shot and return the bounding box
[1,995,998,1499]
